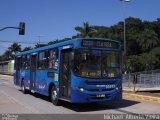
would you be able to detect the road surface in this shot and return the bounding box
[0,74,159,120]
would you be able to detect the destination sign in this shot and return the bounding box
[81,39,119,49]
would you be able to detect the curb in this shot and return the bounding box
[0,73,13,76]
[123,93,160,103]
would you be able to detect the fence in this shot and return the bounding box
[123,69,160,91]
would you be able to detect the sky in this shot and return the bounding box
[0,0,160,55]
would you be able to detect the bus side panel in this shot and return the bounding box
[24,69,30,89]
[14,70,21,86]
[18,69,23,86]
[35,70,48,95]
[18,69,29,88]
[35,70,59,96]
[45,71,59,96]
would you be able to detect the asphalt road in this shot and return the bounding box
[0,74,160,120]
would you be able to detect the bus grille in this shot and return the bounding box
[86,88,114,92]
[85,80,116,85]
[85,80,117,92]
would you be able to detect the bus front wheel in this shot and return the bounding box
[50,86,60,106]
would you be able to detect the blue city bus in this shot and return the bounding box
[14,38,123,105]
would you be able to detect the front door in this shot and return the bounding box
[59,49,72,99]
[30,55,37,90]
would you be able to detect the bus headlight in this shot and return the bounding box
[76,87,84,92]
[116,86,122,90]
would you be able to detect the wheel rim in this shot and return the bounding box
[52,90,57,101]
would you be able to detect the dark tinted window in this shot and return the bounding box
[21,55,30,69]
[38,52,45,69]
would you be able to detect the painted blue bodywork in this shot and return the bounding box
[14,38,123,103]
[71,74,122,103]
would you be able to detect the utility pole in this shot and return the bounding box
[120,0,130,73]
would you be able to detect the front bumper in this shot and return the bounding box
[71,89,122,103]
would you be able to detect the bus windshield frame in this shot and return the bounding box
[73,49,121,78]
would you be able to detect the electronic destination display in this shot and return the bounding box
[82,39,119,49]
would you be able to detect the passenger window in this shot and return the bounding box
[21,55,30,69]
[22,55,26,69]
[26,55,30,69]
[15,57,22,70]
[44,50,50,69]
[49,48,58,69]
[38,52,45,69]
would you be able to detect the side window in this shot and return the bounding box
[44,50,50,69]
[22,55,26,69]
[49,48,58,69]
[14,57,20,70]
[38,52,45,69]
[26,55,30,69]
[21,55,30,69]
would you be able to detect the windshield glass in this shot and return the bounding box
[74,49,121,78]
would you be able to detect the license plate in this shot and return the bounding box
[96,94,105,98]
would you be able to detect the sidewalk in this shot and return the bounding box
[123,90,160,103]
[123,86,160,91]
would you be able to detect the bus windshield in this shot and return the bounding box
[74,49,121,78]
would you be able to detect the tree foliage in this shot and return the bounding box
[22,46,33,52]
[0,17,160,72]
[75,22,97,38]
[8,43,21,55]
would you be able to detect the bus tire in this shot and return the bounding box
[21,81,27,94]
[50,86,60,106]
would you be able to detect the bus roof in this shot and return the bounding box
[15,38,121,56]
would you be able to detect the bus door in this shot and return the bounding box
[30,54,37,90]
[59,49,72,99]
[15,57,21,85]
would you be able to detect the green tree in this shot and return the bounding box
[149,47,160,69]
[75,22,97,38]
[34,43,47,48]
[8,43,21,55]
[2,50,13,61]
[22,46,33,52]
[137,29,159,52]
[0,55,3,62]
